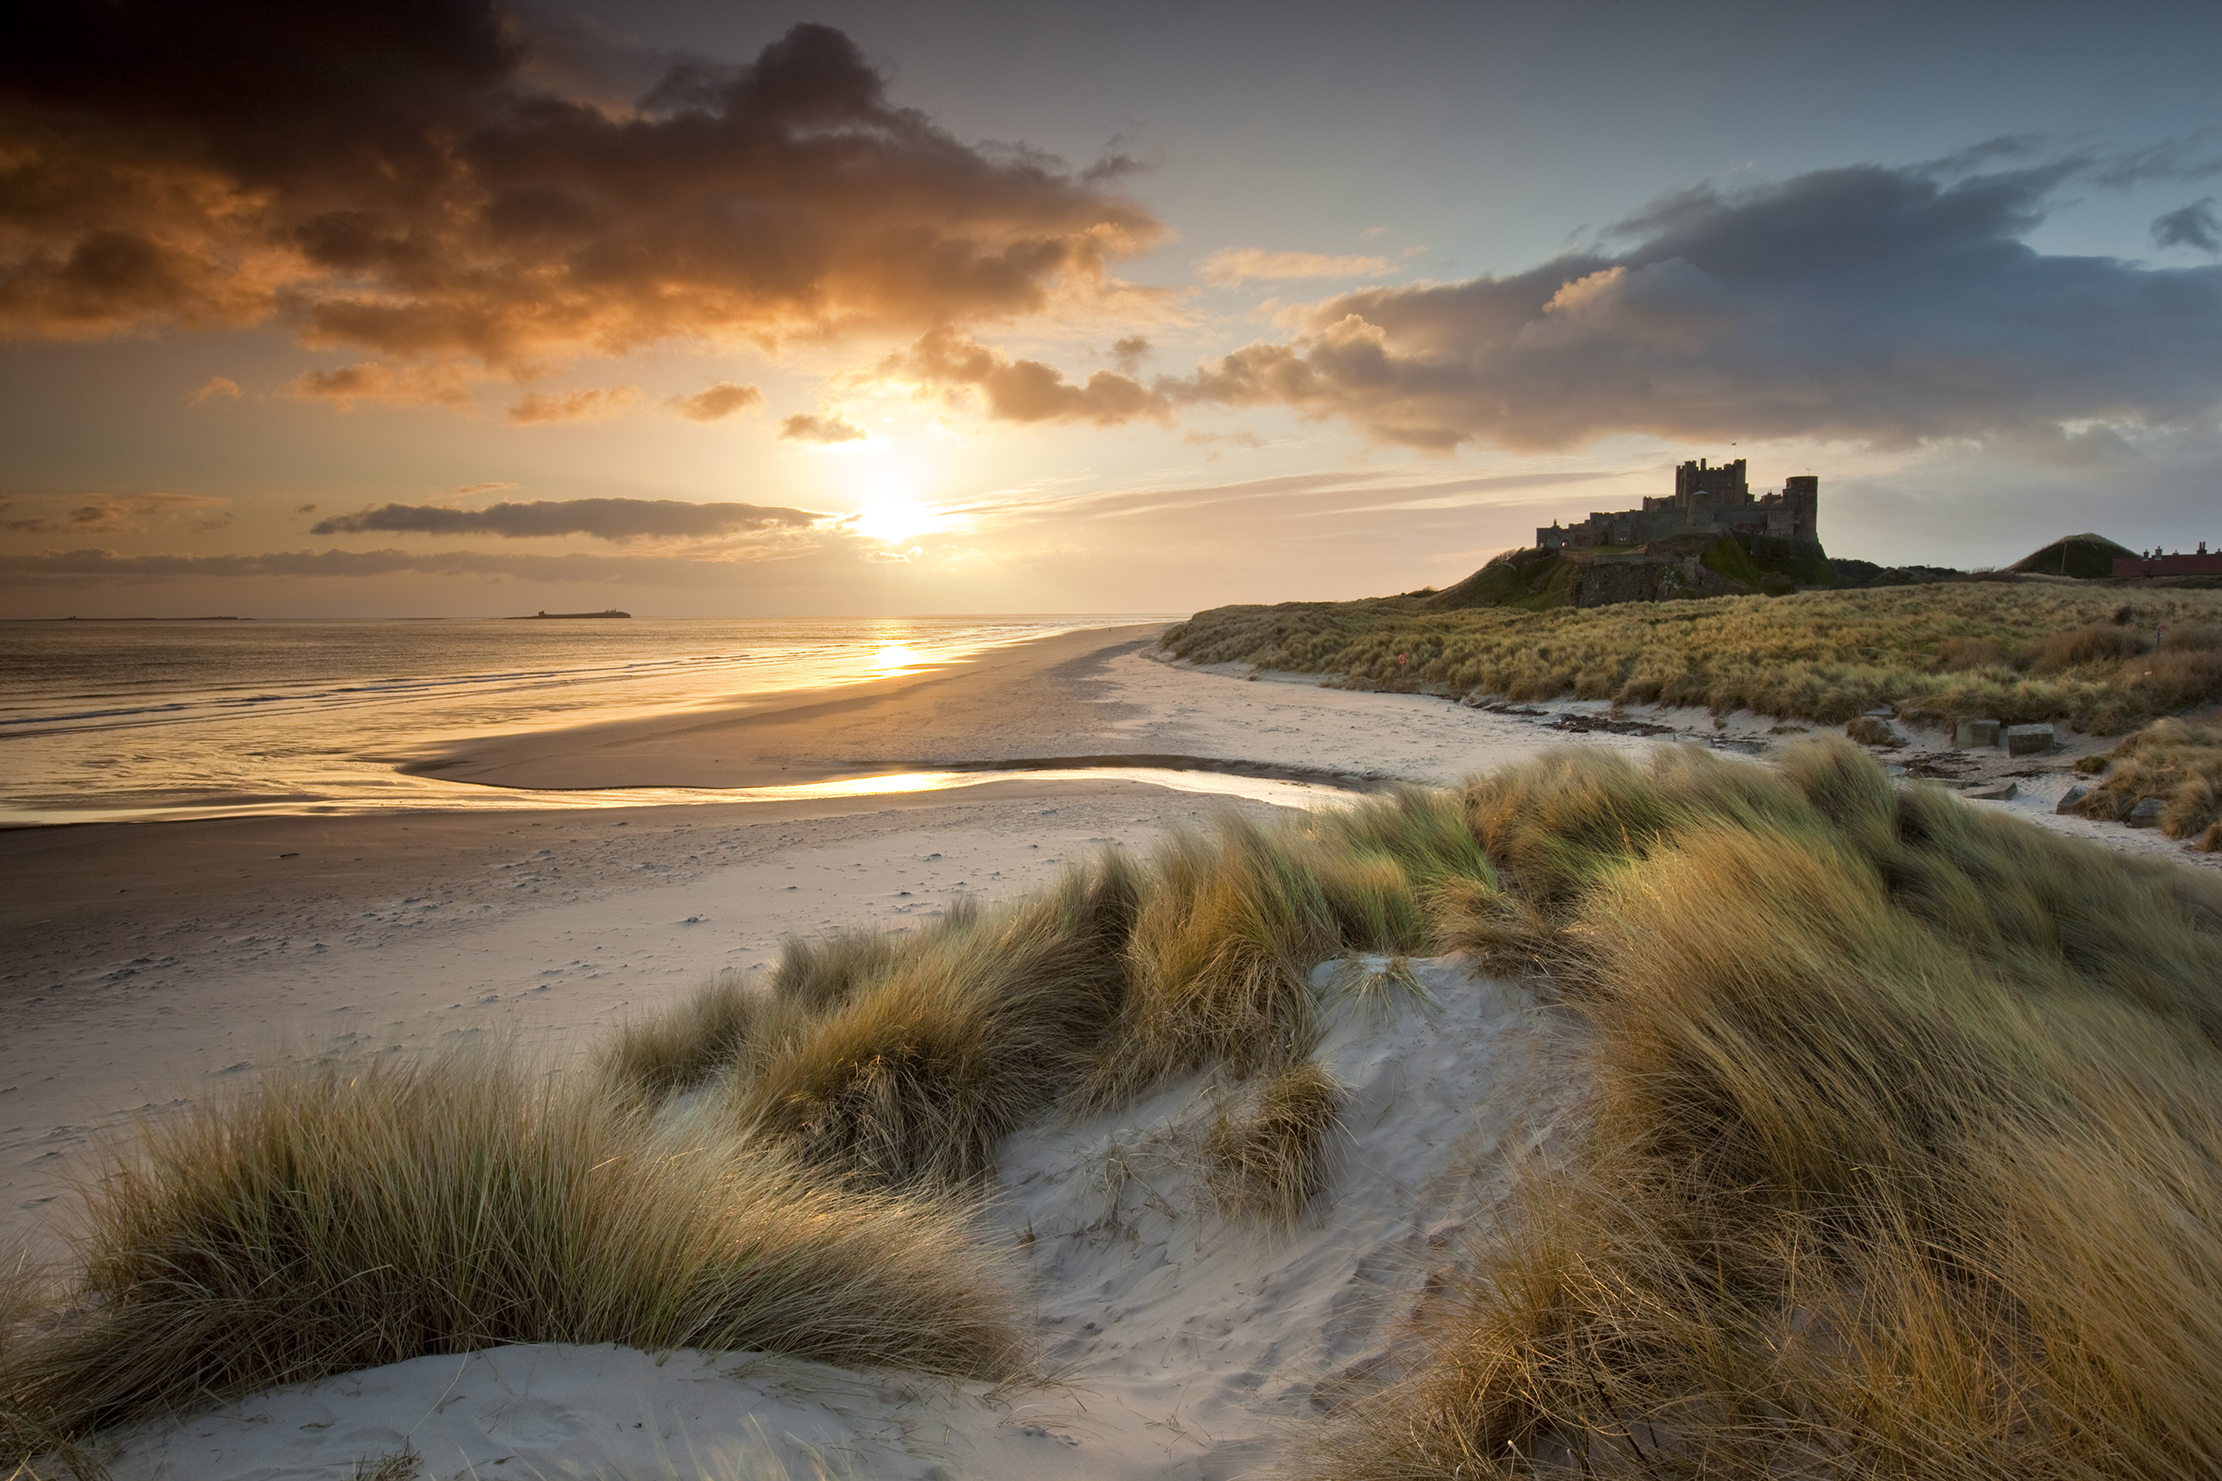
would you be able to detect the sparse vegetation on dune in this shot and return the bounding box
[2069,712,2222,848]
[1166,581,2222,732]
[10,747,2222,1478]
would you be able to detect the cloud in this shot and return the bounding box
[188,375,240,404]
[977,156,2222,451]
[308,497,822,541]
[883,327,1170,426]
[453,482,519,495]
[1197,247,1392,286]
[2153,198,2221,253]
[670,381,764,422]
[1,491,230,534]
[0,546,790,586]
[1111,335,1151,374]
[0,14,1162,377]
[505,385,640,425]
[779,412,869,444]
[285,362,474,411]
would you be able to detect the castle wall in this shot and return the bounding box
[1537,460,1818,550]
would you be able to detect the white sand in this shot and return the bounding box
[4,626,2210,1478]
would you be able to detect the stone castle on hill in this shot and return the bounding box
[1537,458,1819,551]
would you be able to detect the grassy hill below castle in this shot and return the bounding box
[1165,578,2222,733]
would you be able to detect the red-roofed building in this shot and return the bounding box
[2112,543,2222,577]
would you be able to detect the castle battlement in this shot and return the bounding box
[1538,459,1819,552]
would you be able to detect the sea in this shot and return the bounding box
[0,615,1195,827]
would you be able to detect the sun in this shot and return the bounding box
[851,500,939,543]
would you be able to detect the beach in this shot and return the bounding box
[3,620,2212,1480]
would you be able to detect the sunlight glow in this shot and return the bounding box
[852,501,942,543]
[871,642,924,671]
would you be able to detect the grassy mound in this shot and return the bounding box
[1,1053,1023,1452]
[2012,531,2139,579]
[1320,743,2222,1479]
[1167,581,2222,731]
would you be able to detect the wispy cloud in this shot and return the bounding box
[670,381,764,422]
[188,375,240,405]
[504,386,641,426]
[1197,247,1392,286]
[308,497,823,542]
[779,412,869,444]
[1,492,231,534]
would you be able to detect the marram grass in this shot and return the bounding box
[12,745,2222,1481]
[1167,580,2222,732]
[1314,742,2222,1481]
[0,1051,1023,1452]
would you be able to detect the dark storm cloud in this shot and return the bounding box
[0,8,1161,370]
[1154,161,2222,449]
[308,497,822,540]
[2153,199,2221,253]
[894,158,2222,451]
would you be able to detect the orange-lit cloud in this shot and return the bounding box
[883,327,1170,426]
[779,413,869,444]
[284,362,475,412]
[670,381,764,422]
[1196,247,1391,286]
[505,386,641,425]
[1,14,1162,383]
[188,375,240,404]
[309,497,821,542]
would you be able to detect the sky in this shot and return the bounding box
[3,0,2220,618]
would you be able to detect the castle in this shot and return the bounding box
[1537,459,1819,551]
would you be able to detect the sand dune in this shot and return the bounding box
[4,623,2212,1478]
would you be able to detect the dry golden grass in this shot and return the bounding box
[1201,1059,1348,1226]
[599,971,759,1103]
[1315,742,2222,1480]
[1168,580,2222,732]
[2070,713,2222,848]
[0,1051,1022,1455]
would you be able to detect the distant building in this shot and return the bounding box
[2112,543,2222,578]
[1537,459,1819,551]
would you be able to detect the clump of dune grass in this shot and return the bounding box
[1078,793,1489,1108]
[2070,713,2222,848]
[0,1051,1022,1453]
[600,971,760,1103]
[1312,740,2222,1479]
[1166,580,2222,732]
[728,857,1143,1189]
[1201,1059,1347,1226]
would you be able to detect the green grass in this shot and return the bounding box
[1166,580,2222,732]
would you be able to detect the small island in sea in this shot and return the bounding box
[507,608,632,619]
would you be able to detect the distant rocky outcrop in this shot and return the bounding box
[1425,530,1935,613]
[2010,533,2138,580]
